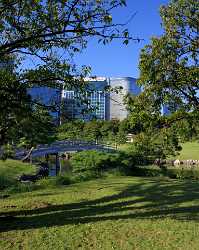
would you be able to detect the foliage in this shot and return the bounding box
[58,119,84,140]
[0,0,137,151]
[133,128,182,161]
[0,144,14,160]
[55,174,73,186]
[170,111,199,142]
[0,0,132,59]
[126,93,162,134]
[70,148,149,178]
[0,66,32,146]
[16,105,57,148]
[0,0,135,102]
[138,0,199,112]
[131,165,199,180]
[70,150,119,173]
[125,0,199,160]
[57,119,130,143]
[83,120,102,141]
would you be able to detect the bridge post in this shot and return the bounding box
[55,153,60,176]
[30,154,32,164]
[45,154,49,164]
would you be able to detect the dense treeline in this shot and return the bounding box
[57,119,131,144]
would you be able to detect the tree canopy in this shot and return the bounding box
[0,0,137,148]
[138,0,199,113]
[126,0,199,160]
[0,0,135,85]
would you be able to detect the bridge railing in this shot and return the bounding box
[15,139,117,159]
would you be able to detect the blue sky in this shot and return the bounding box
[74,0,169,78]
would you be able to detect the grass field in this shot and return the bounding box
[0,160,35,190]
[119,141,199,160]
[1,176,199,250]
[177,141,199,160]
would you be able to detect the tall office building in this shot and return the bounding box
[108,77,140,120]
[62,77,141,121]
[62,77,107,121]
[28,77,140,122]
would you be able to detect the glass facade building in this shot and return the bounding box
[28,77,141,122]
[108,77,140,120]
[62,77,141,121]
[62,78,107,120]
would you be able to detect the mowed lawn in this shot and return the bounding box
[178,141,199,160]
[1,176,199,250]
[119,141,199,160]
[0,159,36,190]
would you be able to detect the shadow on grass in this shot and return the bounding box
[1,178,199,232]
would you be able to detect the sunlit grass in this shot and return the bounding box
[177,141,199,160]
[0,160,35,190]
[119,141,199,160]
[1,176,199,250]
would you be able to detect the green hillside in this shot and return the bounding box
[177,141,199,160]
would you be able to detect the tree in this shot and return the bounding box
[133,128,182,162]
[0,0,138,148]
[0,65,32,146]
[126,0,199,160]
[57,119,84,140]
[83,120,102,141]
[16,105,57,148]
[138,0,199,113]
[0,0,136,90]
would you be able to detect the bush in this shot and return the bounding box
[55,174,73,185]
[70,150,119,173]
[166,168,199,180]
[69,150,149,178]
[127,165,199,180]
[71,170,102,183]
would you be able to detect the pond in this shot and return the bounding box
[33,155,72,177]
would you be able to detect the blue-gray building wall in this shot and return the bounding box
[62,77,141,121]
[108,77,140,120]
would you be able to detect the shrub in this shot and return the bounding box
[71,170,102,183]
[126,165,199,180]
[55,174,73,185]
[70,150,149,178]
[70,150,119,173]
[0,175,17,190]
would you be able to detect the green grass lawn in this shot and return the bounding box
[119,141,199,160]
[0,160,36,190]
[1,176,199,250]
[177,141,199,160]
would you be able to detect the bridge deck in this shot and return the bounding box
[15,140,117,159]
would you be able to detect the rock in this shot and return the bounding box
[174,159,181,166]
